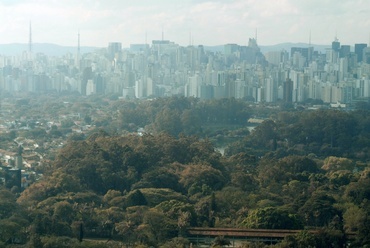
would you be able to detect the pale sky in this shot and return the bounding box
[0,0,369,48]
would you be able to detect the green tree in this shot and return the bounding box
[0,219,23,244]
[159,237,189,248]
[180,109,202,135]
[299,192,340,227]
[0,189,17,219]
[211,236,231,248]
[280,231,317,248]
[27,231,43,248]
[133,168,183,192]
[125,190,147,207]
[61,119,75,128]
[322,156,354,171]
[180,164,226,193]
[154,108,183,137]
[142,208,177,245]
[344,178,370,205]
[84,115,92,125]
[243,207,303,229]
[52,201,75,224]
[249,119,278,150]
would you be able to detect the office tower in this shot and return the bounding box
[185,45,198,71]
[248,37,258,49]
[355,43,367,62]
[347,52,358,69]
[283,78,293,102]
[224,44,239,58]
[340,45,350,58]
[291,47,312,65]
[108,42,122,60]
[86,79,95,96]
[363,47,370,64]
[265,51,285,65]
[292,51,307,70]
[330,38,340,65]
[332,38,340,52]
[326,48,338,64]
[339,58,348,81]
[291,47,308,59]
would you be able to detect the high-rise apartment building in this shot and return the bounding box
[291,47,313,66]
[264,77,277,102]
[224,44,239,56]
[283,78,293,102]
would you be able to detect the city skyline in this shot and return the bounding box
[0,0,369,48]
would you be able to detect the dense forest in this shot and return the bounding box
[1,96,370,247]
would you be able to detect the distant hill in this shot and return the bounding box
[204,43,331,54]
[260,43,331,54]
[0,42,331,57]
[203,45,224,53]
[0,43,99,56]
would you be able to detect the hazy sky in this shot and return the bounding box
[0,0,369,47]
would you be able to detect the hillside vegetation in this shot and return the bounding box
[1,96,370,247]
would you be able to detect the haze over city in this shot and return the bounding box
[2,1,370,247]
[1,0,369,47]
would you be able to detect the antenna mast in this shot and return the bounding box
[29,21,32,54]
[75,30,80,69]
[78,30,80,53]
[255,28,258,43]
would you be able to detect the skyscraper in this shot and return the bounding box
[291,47,313,65]
[340,45,350,58]
[363,47,370,64]
[224,44,239,56]
[283,78,293,103]
[108,42,122,60]
[332,38,340,52]
[355,43,367,62]
[264,77,277,102]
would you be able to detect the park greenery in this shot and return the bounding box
[1,94,370,247]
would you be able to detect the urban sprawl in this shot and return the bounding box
[1,37,370,105]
